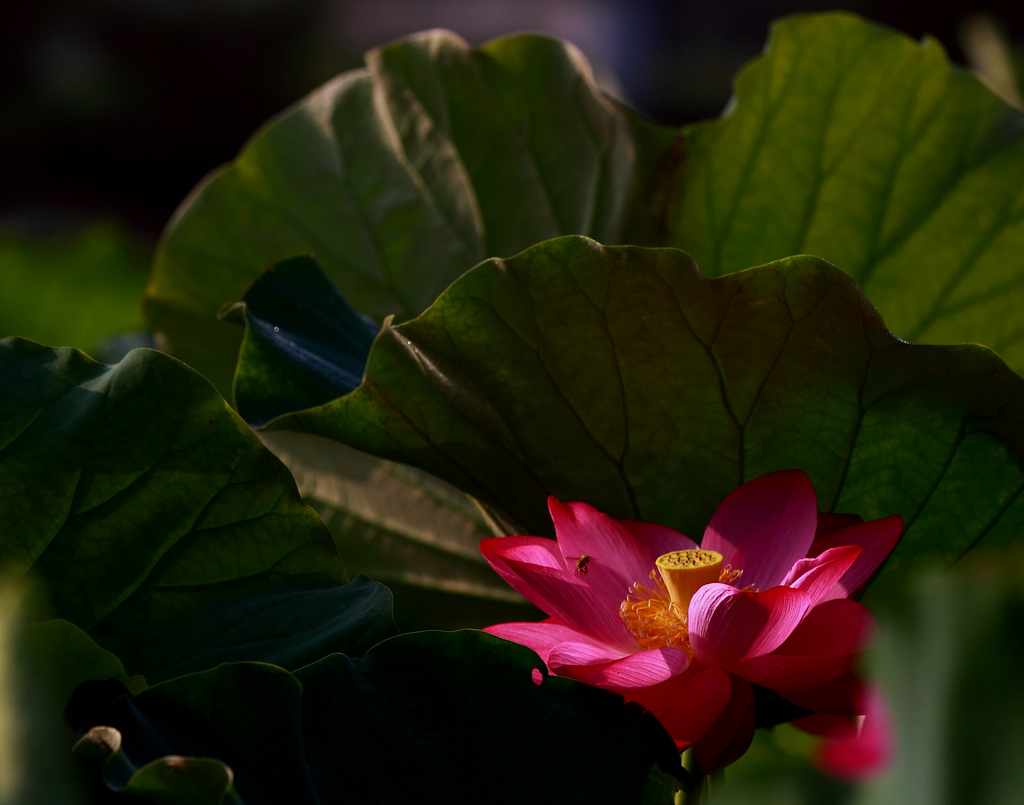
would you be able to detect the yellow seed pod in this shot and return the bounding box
[655,550,723,612]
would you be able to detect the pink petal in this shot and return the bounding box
[481,534,640,652]
[480,535,566,594]
[815,513,862,537]
[808,516,902,598]
[775,672,863,715]
[800,686,893,781]
[548,498,655,594]
[491,553,639,652]
[628,665,734,751]
[615,518,698,563]
[689,583,811,668]
[736,652,855,691]
[792,712,848,737]
[548,642,690,692]
[483,619,620,666]
[692,675,756,773]
[480,536,570,612]
[700,470,818,590]
[487,536,567,570]
[780,545,863,606]
[733,599,876,689]
[773,599,877,656]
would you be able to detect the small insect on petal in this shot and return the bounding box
[576,555,591,574]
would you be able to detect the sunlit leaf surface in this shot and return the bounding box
[668,13,1024,371]
[146,31,646,393]
[273,237,1024,582]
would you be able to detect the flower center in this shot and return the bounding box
[619,571,690,651]
[657,549,724,612]
[619,550,744,651]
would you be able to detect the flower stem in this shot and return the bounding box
[676,751,725,804]
[678,750,703,804]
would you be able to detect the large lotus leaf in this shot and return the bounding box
[270,237,1024,582]
[24,619,148,710]
[0,337,395,681]
[259,430,538,631]
[231,254,534,626]
[668,12,1024,372]
[77,631,680,805]
[145,30,648,394]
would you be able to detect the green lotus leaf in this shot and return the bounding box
[259,430,537,631]
[270,237,1024,583]
[668,12,1024,372]
[23,619,148,710]
[0,338,394,681]
[228,257,539,629]
[146,30,649,394]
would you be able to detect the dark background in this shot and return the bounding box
[3,0,1023,246]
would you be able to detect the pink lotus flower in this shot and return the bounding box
[795,685,893,780]
[481,470,901,773]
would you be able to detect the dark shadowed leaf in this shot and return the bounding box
[74,726,242,805]
[78,631,681,805]
[225,255,379,427]
[24,619,148,710]
[152,575,397,680]
[0,338,393,682]
[270,237,1024,583]
[259,430,537,631]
